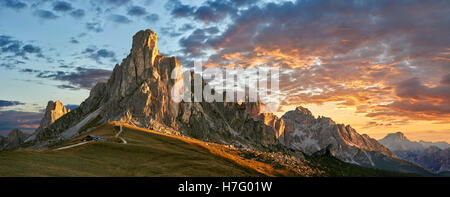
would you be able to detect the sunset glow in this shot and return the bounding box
[0,0,449,143]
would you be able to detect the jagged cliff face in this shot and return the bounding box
[20,29,430,174]
[26,100,68,142]
[244,101,285,139]
[415,147,450,173]
[33,29,277,149]
[258,113,285,138]
[279,106,396,166]
[39,100,68,129]
[246,105,397,167]
[93,30,181,129]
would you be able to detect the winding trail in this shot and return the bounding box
[116,122,127,144]
[55,141,90,151]
[54,121,127,151]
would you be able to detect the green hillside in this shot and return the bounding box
[0,122,423,177]
[0,123,265,177]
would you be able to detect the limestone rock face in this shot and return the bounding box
[258,113,285,139]
[39,100,68,129]
[29,100,68,142]
[279,106,396,166]
[246,105,398,168]
[243,101,285,140]
[33,29,277,150]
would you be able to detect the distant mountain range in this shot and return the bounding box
[0,129,30,150]
[245,103,431,175]
[379,132,450,173]
[0,29,442,177]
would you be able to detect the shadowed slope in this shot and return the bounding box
[0,122,286,177]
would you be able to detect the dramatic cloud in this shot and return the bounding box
[0,0,27,10]
[1,0,449,141]
[34,9,59,20]
[93,49,115,59]
[364,77,450,121]
[165,0,195,18]
[175,0,450,124]
[178,23,195,32]
[166,0,257,23]
[22,44,41,54]
[395,78,450,101]
[144,14,159,23]
[192,0,237,23]
[101,0,131,6]
[70,9,85,19]
[36,67,112,89]
[82,47,117,63]
[159,27,183,38]
[179,28,209,58]
[127,6,147,16]
[0,35,21,54]
[0,100,24,108]
[109,14,132,24]
[0,34,45,60]
[86,22,104,33]
[52,1,73,12]
[57,84,80,90]
[441,74,450,85]
[0,110,42,136]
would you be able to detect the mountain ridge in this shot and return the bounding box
[15,29,432,176]
[28,29,278,152]
[246,104,423,173]
[379,132,450,173]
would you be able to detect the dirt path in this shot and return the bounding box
[54,141,90,151]
[55,122,128,151]
[116,122,127,144]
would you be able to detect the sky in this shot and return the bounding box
[0,0,449,143]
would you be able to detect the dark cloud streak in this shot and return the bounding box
[70,9,85,19]
[0,0,27,10]
[35,67,112,89]
[52,1,73,12]
[34,9,59,20]
[0,110,42,136]
[127,6,147,16]
[0,100,25,108]
[109,14,132,24]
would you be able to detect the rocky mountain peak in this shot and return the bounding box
[278,105,396,167]
[3,129,28,150]
[257,113,285,138]
[244,100,263,119]
[132,29,158,53]
[39,100,68,129]
[295,106,313,117]
[383,132,408,141]
[281,106,315,124]
[8,129,24,140]
[379,132,450,173]
[32,29,277,150]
